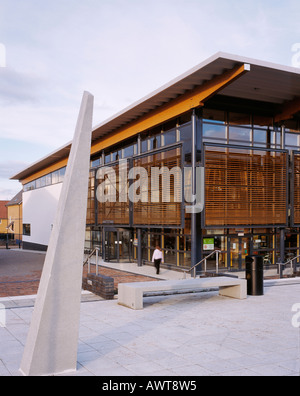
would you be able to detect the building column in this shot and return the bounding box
[280,228,285,278]
[281,124,285,149]
[191,110,202,271]
[279,124,285,278]
[137,228,142,267]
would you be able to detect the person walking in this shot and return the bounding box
[152,245,164,275]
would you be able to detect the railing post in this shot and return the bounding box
[181,250,221,280]
[96,248,99,276]
[88,257,91,273]
[278,263,284,279]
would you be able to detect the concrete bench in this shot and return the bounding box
[118,276,247,310]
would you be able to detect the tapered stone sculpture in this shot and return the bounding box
[20,92,94,376]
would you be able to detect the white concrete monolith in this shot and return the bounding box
[20,91,94,376]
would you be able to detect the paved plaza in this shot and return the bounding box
[0,279,300,376]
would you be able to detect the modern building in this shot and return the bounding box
[11,52,300,272]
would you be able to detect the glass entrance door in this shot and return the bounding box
[240,237,250,268]
[119,230,133,262]
[104,229,133,263]
[105,230,118,262]
[230,237,251,269]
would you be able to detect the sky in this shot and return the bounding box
[0,0,300,199]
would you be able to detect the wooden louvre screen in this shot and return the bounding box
[204,146,287,227]
[133,147,182,226]
[86,169,96,225]
[97,162,130,225]
[293,152,300,225]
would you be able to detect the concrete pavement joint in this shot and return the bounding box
[0,283,299,376]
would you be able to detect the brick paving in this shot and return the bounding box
[0,273,41,297]
[0,249,44,297]
[83,264,158,295]
[0,250,157,298]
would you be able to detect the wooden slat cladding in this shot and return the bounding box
[97,162,130,225]
[86,170,95,225]
[204,147,287,227]
[293,153,300,224]
[133,148,182,226]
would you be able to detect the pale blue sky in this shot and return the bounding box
[0,0,300,198]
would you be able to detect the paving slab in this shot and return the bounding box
[0,282,299,376]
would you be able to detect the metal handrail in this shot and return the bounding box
[277,254,300,273]
[83,246,100,275]
[182,250,221,279]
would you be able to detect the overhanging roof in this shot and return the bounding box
[11,52,300,181]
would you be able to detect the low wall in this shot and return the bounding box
[82,273,115,300]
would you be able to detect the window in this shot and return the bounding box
[45,173,52,186]
[141,138,148,153]
[253,129,266,144]
[23,224,31,236]
[180,122,192,164]
[112,149,122,162]
[58,167,66,182]
[123,143,136,158]
[24,181,35,192]
[271,131,281,148]
[23,167,66,191]
[286,133,300,149]
[141,133,162,153]
[149,135,161,151]
[229,126,251,144]
[163,128,176,146]
[105,153,111,164]
[91,157,101,168]
[52,170,59,184]
[35,176,46,189]
[203,123,226,140]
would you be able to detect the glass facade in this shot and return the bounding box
[200,108,300,271]
[204,146,288,227]
[76,107,300,271]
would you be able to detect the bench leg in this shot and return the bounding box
[118,285,144,310]
[219,281,247,300]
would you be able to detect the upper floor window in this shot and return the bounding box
[23,166,66,192]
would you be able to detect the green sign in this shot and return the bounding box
[203,238,214,251]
